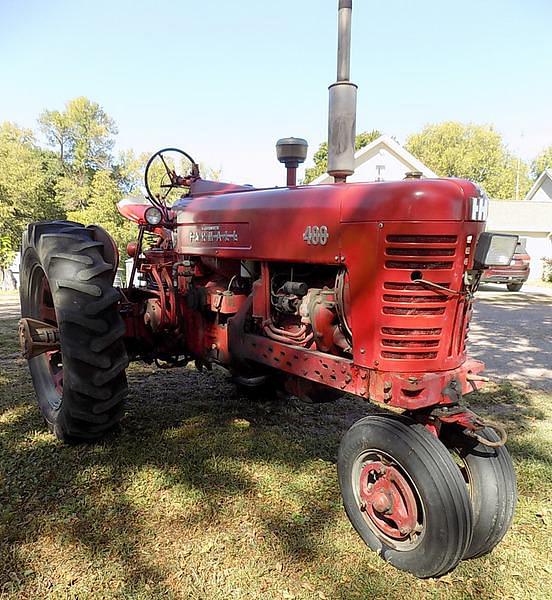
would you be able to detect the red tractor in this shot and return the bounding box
[18,1,517,579]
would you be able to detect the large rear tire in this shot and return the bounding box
[442,426,517,559]
[338,414,473,578]
[19,221,128,442]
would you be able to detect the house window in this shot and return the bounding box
[376,164,385,181]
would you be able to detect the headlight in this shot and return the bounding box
[144,206,163,225]
[474,232,518,267]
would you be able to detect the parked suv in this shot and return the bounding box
[482,238,530,291]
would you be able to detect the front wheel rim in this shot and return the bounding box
[352,450,424,549]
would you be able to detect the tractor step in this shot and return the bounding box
[19,318,60,359]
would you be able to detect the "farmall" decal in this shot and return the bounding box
[189,224,239,244]
[179,223,251,250]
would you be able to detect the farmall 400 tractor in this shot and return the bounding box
[19,1,517,579]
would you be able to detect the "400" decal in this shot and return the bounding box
[303,225,329,246]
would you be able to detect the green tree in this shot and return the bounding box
[0,122,64,270]
[39,97,117,170]
[531,145,552,180]
[1,99,220,277]
[39,97,117,204]
[38,98,138,261]
[67,170,135,256]
[405,122,531,199]
[303,129,382,183]
[113,149,149,196]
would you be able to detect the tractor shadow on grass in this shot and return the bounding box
[1,314,550,598]
[0,335,371,596]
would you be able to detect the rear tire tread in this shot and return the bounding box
[84,288,122,316]
[58,309,109,333]
[49,253,94,265]
[77,262,114,281]
[20,220,128,442]
[56,280,102,296]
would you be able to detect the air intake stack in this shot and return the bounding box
[276,137,308,186]
[327,0,357,183]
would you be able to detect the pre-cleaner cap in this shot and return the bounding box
[276,137,309,166]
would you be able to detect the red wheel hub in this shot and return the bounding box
[359,460,418,539]
[38,275,63,396]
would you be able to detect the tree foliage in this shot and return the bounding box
[39,97,117,173]
[0,97,225,273]
[303,130,382,184]
[37,98,139,257]
[531,145,552,180]
[39,97,118,211]
[67,170,135,254]
[405,122,531,200]
[0,123,64,267]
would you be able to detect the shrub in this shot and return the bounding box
[542,257,552,282]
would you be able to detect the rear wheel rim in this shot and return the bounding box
[449,448,474,500]
[29,265,63,409]
[352,449,424,549]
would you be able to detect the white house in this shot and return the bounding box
[493,168,552,278]
[310,134,436,184]
[487,201,552,279]
[525,168,552,202]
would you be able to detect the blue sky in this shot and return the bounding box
[1,0,551,186]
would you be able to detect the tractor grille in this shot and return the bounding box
[459,234,475,355]
[380,234,459,362]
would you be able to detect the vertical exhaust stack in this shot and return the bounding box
[327,0,357,183]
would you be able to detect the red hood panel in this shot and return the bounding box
[174,179,476,224]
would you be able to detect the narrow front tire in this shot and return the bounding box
[338,415,473,578]
[442,426,517,559]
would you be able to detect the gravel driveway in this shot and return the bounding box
[2,285,551,389]
[469,284,552,390]
[0,293,21,320]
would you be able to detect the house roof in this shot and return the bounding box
[310,134,437,184]
[524,168,552,202]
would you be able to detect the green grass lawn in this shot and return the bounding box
[1,315,551,599]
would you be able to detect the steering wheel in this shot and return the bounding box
[144,147,199,208]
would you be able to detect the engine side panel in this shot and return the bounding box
[175,187,341,262]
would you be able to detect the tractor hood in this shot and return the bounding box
[173,178,481,261]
